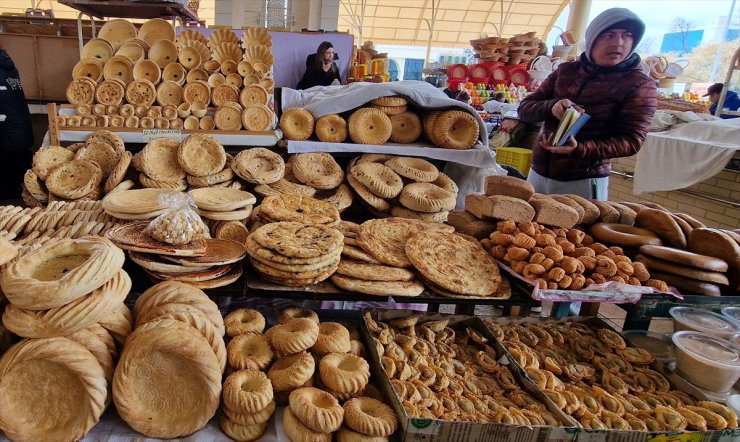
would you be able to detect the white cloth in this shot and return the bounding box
[649,110,719,132]
[527,168,610,200]
[280,80,491,152]
[281,80,508,207]
[634,118,740,194]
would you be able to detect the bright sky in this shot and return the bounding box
[549,0,738,52]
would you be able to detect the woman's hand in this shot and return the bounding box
[540,136,578,154]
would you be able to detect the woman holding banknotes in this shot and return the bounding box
[517,8,657,200]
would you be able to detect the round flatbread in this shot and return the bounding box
[189,188,256,212]
[250,221,343,259]
[260,194,339,226]
[330,274,424,297]
[336,259,415,282]
[178,134,227,177]
[406,229,501,297]
[357,217,451,268]
[139,137,185,181]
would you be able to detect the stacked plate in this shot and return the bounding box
[106,222,246,289]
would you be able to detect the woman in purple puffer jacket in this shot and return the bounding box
[518,8,657,200]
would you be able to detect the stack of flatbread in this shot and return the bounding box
[189,187,256,223]
[23,130,132,207]
[114,281,224,438]
[330,218,450,297]
[248,193,340,232]
[246,221,342,286]
[0,236,131,441]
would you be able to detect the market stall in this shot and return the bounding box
[1,7,740,442]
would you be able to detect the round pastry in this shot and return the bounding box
[75,140,119,179]
[280,108,315,141]
[342,397,398,437]
[232,148,284,184]
[635,208,687,249]
[292,152,344,189]
[242,104,275,131]
[289,387,344,433]
[337,426,390,442]
[267,351,316,391]
[178,133,227,177]
[315,114,348,143]
[319,353,370,394]
[224,308,266,337]
[350,162,403,199]
[1,236,124,310]
[278,307,319,325]
[239,84,269,107]
[222,369,274,413]
[139,137,185,181]
[224,400,275,427]
[270,318,320,354]
[227,332,273,371]
[218,416,267,442]
[32,146,74,180]
[432,110,478,149]
[66,78,96,105]
[348,108,392,145]
[283,407,332,442]
[384,157,438,182]
[389,111,422,144]
[125,79,157,106]
[398,183,456,213]
[0,337,107,442]
[589,223,663,249]
[347,173,390,213]
[312,322,351,354]
[45,159,102,200]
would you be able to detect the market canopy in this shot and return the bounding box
[338,0,569,49]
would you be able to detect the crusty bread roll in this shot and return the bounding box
[529,197,580,228]
[484,175,534,201]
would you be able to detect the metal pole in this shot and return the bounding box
[710,0,737,82]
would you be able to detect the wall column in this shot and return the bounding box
[565,0,592,54]
[308,0,323,30]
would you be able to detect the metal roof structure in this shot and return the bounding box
[338,0,569,48]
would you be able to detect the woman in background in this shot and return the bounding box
[296,41,341,89]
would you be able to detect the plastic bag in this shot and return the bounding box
[145,191,210,245]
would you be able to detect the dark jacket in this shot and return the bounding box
[296,53,341,90]
[518,53,657,181]
[0,49,34,152]
[710,90,740,119]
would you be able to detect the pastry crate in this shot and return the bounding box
[495,147,532,176]
[487,316,740,441]
[358,308,580,442]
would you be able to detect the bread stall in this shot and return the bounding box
[2,5,740,442]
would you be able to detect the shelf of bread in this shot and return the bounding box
[280,95,497,168]
[446,174,739,301]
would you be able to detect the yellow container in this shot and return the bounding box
[495,147,532,176]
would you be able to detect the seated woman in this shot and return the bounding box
[296,41,341,89]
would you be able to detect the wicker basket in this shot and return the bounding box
[657,98,710,114]
[188,0,200,14]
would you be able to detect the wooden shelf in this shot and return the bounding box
[57,0,197,21]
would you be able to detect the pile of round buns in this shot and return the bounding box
[365,311,562,425]
[279,96,480,149]
[66,20,275,131]
[483,220,669,292]
[485,320,740,432]
[246,221,343,286]
[347,154,459,222]
[24,131,132,206]
[0,236,130,441]
[115,281,225,439]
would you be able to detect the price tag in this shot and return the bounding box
[142,129,182,142]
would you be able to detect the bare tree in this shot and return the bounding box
[671,17,695,54]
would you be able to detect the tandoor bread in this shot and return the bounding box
[357,217,453,268]
[113,319,221,438]
[406,229,501,297]
[0,337,107,442]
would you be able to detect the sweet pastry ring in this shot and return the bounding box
[278,307,319,325]
[342,397,398,437]
[289,387,344,433]
[227,332,273,371]
[312,322,351,354]
[283,407,331,442]
[224,308,265,337]
[222,369,274,413]
[267,351,315,391]
[269,317,319,354]
[319,353,370,394]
